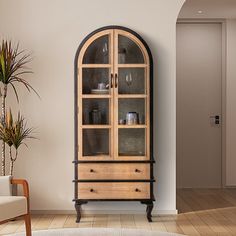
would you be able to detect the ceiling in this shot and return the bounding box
[178,0,236,19]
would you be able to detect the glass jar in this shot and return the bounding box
[90,109,102,124]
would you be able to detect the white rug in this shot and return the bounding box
[9,228,185,236]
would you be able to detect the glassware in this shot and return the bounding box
[119,119,126,125]
[118,48,126,63]
[102,42,108,54]
[125,73,132,93]
[126,112,139,125]
[90,109,102,124]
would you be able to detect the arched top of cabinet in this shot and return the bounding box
[75,26,153,68]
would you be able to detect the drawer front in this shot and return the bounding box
[78,163,150,180]
[78,182,150,199]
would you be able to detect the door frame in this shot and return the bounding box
[176,19,226,187]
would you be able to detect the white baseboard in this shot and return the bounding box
[31,209,178,215]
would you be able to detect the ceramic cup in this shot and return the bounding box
[98,83,106,90]
[126,112,139,125]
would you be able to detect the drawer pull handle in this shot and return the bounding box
[135,169,141,173]
[90,169,94,173]
[90,189,94,192]
[135,188,141,192]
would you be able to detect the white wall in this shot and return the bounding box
[0,0,185,213]
[226,19,236,186]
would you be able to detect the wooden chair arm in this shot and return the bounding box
[11,179,29,198]
[11,179,30,213]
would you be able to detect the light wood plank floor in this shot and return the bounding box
[1,189,236,235]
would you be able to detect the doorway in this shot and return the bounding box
[176,22,223,188]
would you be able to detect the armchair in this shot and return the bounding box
[0,176,31,236]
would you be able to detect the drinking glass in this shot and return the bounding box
[125,73,132,93]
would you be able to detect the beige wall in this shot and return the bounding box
[0,0,185,213]
[226,19,236,186]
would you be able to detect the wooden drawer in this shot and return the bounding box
[78,182,150,199]
[78,163,150,180]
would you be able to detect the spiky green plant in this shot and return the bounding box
[0,40,38,175]
[0,110,35,176]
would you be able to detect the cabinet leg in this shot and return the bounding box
[75,200,87,223]
[141,201,154,222]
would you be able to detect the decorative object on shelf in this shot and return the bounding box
[90,109,102,124]
[91,89,109,94]
[118,48,126,63]
[74,26,155,223]
[97,82,109,90]
[0,40,39,176]
[125,73,132,93]
[126,112,139,125]
[102,42,108,54]
[119,119,126,125]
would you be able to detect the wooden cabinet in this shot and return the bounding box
[74,26,155,222]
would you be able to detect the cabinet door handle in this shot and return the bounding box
[90,188,94,192]
[135,188,141,192]
[135,169,141,173]
[115,73,118,88]
[110,73,113,88]
[90,169,94,173]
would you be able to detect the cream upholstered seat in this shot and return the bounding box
[0,176,31,236]
[0,196,27,222]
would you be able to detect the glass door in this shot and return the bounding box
[114,30,150,160]
[78,30,114,160]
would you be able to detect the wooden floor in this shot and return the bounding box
[1,189,236,235]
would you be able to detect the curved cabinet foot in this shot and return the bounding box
[75,200,87,223]
[141,200,154,222]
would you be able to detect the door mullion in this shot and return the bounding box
[113,30,119,160]
[110,30,114,160]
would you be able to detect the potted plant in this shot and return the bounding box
[0,40,38,175]
[0,110,35,175]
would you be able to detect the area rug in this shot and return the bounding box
[9,228,185,236]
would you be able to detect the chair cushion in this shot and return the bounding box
[0,175,12,196]
[0,196,27,222]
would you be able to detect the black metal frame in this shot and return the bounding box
[74,25,154,223]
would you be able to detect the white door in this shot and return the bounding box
[177,23,222,188]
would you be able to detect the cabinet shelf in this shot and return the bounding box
[79,156,112,161]
[118,125,146,128]
[81,125,111,129]
[118,64,147,68]
[82,94,111,98]
[81,64,112,68]
[118,94,147,98]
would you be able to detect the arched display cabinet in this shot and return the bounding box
[74,26,155,222]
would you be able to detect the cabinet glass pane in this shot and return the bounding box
[119,129,145,156]
[118,99,145,125]
[83,129,109,156]
[82,68,109,94]
[83,99,109,125]
[118,35,144,64]
[83,35,109,64]
[118,68,145,94]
